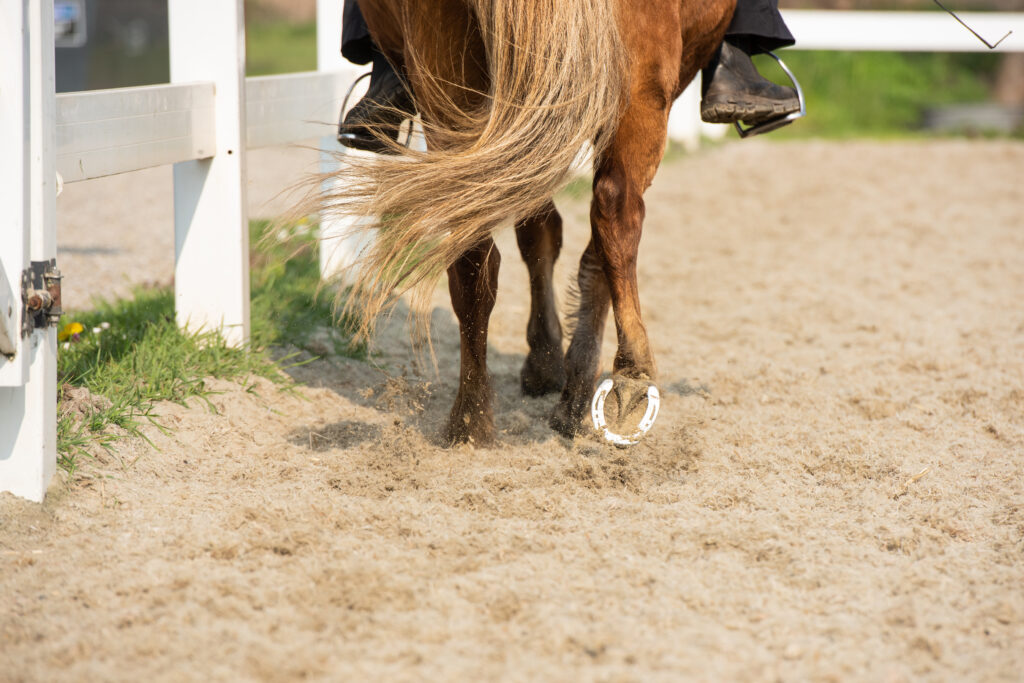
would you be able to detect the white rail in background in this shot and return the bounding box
[784,10,1023,52]
[54,71,359,184]
[56,83,216,183]
[247,69,359,149]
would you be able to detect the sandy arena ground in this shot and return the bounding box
[2,139,1023,681]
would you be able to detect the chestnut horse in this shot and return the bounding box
[325,0,735,445]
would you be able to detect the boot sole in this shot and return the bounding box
[701,98,800,125]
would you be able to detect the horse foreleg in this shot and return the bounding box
[515,202,566,396]
[445,238,501,446]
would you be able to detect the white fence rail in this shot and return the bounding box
[2,6,1023,502]
[247,71,356,148]
[56,83,217,182]
[784,10,1021,52]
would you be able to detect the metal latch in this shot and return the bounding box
[22,259,63,336]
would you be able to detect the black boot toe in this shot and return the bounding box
[700,41,800,126]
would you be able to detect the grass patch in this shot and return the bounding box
[246,21,317,76]
[56,288,281,470]
[250,220,365,357]
[757,50,1001,139]
[56,220,360,472]
[558,175,593,201]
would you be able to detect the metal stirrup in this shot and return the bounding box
[337,71,415,149]
[734,52,806,139]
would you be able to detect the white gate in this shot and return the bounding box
[1,0,58,503]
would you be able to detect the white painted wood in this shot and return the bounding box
[0,333,57,503]
[246,70,360,149]
[317,81,369,284]
[668,80,701,151]
[169,0,250,347]
[1,0,57,503]
[317,3,370,283]
[0,0,31,387]
[317,0,347,73]
[0,261,16,358]
[783,10,1023,52]
[57,83,216,182]
[55,72,369,181]
[318,142,377,283]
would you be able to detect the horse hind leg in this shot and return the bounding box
[445,237,501,446]
[515,202,566,396]
[583,100,672,441]
[550,240,612,437]
[552,61,677,440]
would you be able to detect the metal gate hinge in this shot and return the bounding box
[21,259,63,336]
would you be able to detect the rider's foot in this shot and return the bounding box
[338,52,415,153]
[701,41,799,126]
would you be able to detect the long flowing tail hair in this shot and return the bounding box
[316,0,629,342]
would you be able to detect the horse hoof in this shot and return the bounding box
[549,385,593,437]
[590,377,660,447]
[521,352,566,397]
[445,406,496,447]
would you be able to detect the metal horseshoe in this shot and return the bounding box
[590,378,661,447]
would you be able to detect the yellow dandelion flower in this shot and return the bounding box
[58,322,84,342]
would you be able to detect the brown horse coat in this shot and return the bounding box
[326,0,735,444]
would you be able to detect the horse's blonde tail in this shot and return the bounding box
[317,0,628,342]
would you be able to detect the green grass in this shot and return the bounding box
[250,220,364,356]
[81,42,171,90]
[56,220,360,474]
[756,50,1002,139]
[246,21,317,76]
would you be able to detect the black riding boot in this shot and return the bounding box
[338,50,416,153]
[701,41,799,126]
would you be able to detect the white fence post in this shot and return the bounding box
[668,80,702,152]
[316,0,345,74]
[169,0,250,347]
[0,0,58,503]
[0,0,32,389]
[316,0,366,282]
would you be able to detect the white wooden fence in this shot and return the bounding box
[1,4,1022,502]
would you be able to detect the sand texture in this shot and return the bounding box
[2,140,1023,681]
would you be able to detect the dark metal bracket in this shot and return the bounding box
[21,259,63,337]
[933,0,1012,50]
